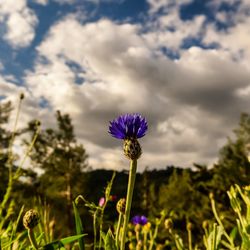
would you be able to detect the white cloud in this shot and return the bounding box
[147,0,193,14]
[32,0,49,5]
[0,0,38,48]
[21,13,250,171]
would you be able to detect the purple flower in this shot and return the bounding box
[109,114,148,140]
[131,215,148,226]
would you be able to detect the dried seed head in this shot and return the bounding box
[23,209,39,230]
[123,138,142,160]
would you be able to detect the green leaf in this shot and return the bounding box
[230,226,238,241]
[73,201,85,250]
[42,234,86,250]
[104,229,117,250]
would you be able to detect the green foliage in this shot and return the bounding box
[42,234,86,250]
[73,202,85,250]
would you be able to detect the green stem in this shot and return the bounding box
[120,159,137,250]
[187,228,192,250]
[93,210,98,250]
[115,213,123,249]
[143,230,148,250]
[28,229,39,250]
[98,208,104,249]
[149,223,159,250]
[211,197,234,247]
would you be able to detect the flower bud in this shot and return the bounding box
[123,138,142,160]
[164,218,173,230]
[20,93,25,100]
[23,209,39,230]
[202,220,208,230]
[134,224,141,232]
[186,222,193,231]
[209,192,214,200]
[116,198,126,214]
[143,222,151,232]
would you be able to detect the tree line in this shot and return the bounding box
[1,100,250,246]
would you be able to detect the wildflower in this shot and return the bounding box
[98,197,105,207]
[109,113,147,140]
[131,215,148,226]
[109,114,148,250]
[109,114,148,160]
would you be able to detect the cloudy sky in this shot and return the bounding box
[1,0,250,171]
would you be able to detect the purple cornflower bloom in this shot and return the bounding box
[98,197,105,207]
[131,215,148,226]
[109,114,148,140]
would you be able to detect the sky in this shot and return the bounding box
[1,0,250,171]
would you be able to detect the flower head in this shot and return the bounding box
[109,114,148,140]
[131,215,148,226]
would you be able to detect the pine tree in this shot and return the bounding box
[27,111,89,235]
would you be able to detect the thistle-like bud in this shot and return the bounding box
[186,222,193,231]
[23,209,40,230]
[116,198,126,214]
[143,222,151,233]
[134,224,141,232]
[35,120,41,127]
[20,93,25,100]
[202,220,208,230]
[123,138,142,160]
[164,218,173,230]
[209,192,214,200]
[129,243,135,250]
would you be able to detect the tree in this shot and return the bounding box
[27,111,89,235]
[0,101,13,198]
[212,113,250,196]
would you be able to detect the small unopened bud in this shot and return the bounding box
[49,219,56,231]
[143,222,151,232]
[23,209,39,230]
[129,243,135,250]
[134,224,141,232]
[209,192,214,200]
[20,93,25,100]
[202,220,208,230]
[186,222,193,231]
[123,138,142,160]
[136,240,142,250]
[164,218,173,230]
[116,198,126,214]
[35,120,41,127]
[128,231,133,238]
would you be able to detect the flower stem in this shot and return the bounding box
[28,229,39,250]
[187,227,192,250]
[115,212,123,249]
[120,159,137,250]
[93,210,97,250]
